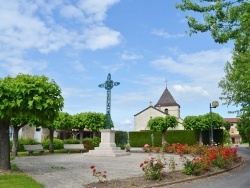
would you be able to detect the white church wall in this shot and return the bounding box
[134,108,165,131]
[156,106,180,118]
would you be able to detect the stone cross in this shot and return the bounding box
[98,73,120,129]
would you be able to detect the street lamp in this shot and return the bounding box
[210,101,219,145]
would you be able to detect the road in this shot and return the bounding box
[169,146,250,188]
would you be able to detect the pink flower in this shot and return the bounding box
[144,144,149,148]
[153,161,158,166]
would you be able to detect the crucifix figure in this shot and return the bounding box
[98,73,120,129]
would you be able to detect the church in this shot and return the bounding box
[134,86,183,131]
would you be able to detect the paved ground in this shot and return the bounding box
[13,152,184,188]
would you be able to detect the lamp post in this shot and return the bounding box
[210,101,219,145]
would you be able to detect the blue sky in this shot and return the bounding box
[0,0,238,131]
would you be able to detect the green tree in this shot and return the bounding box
[223,121,231,131]
[147,115,178,145]
[176,0,250,49]
[0,74,64,170]
[202,112,224,130]
[236,112,250,145]
[82,112,111,137]
[55,112,74,140]
[219,50,250,112]
[73,112,87,144]
[183,115,204,143]
[10,118,28,156]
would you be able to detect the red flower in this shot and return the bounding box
[90,165,95,169]
[140,163,144,167]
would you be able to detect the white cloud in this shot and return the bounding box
[72,61,86,72]
[115,119,134,131]
[82,26,121,50]
[77,0,120,23]
[152,29,185,39]
[173,84,209,97]
[150,48,232,83]
[59,5,83,19]
[120,51,143,60]
[0,0,122,75]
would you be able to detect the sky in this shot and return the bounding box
[0,0,239,131]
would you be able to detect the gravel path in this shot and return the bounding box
[13,152,184,188]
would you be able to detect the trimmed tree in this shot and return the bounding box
[73,112,86,144]
[83,112,110,137]
[147,115,178,145]
[55,112,74,140]
[10,118,28,156]
[0,74,63,170]
[183,115,204,143]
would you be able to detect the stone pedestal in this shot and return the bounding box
[88,129,130,157]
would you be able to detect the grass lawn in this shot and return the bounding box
[0,174,44,188]
[0,161,44,188]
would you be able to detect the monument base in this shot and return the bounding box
[88,129,130,157]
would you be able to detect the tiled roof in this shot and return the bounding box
[154,87,180,107]
[134,106,165,116]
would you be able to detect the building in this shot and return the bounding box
[223,118,241,144]
[10,124,50,142]
[134,86,183,131]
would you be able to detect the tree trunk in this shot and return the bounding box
[79,129,83,144]
[199,131,203,144]
[12,126,21,157]
[0,120,11,170]
[49,128,54,153]
[161,130,166,145]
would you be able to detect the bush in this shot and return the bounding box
[115,131,128,145]
[93,137,101,147]
[10,138,40,152]
[63,139,80,144]
[42,138,63,150]
[129,131,162,147]
[166,130,199,145]
[83,138,95,151]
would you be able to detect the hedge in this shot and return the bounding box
[129,130,200,147]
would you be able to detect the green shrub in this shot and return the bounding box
[129,130,199,147]
[222,130,231,145]
[83,138,94,151]
[42,138,63,150]
[115,131,128,145]
[93,137,101,147]
[63,139,80,144]
[83,142,94,151]
[166,130,199,145]
[10,138,40,152]
[129,131,162,147]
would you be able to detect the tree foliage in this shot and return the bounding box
[183,115,203,130]
[183,113,224,131]
[81,112,112,136]
[236,112,250,143]
[54,112,74,131]
[219,50,250,112]
[147,115,178,145]
[0,74,64,170]
[176,0,250,51]
[223,121,231,131]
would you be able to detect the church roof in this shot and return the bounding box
[134,106,165,117]
[154,87,180,107]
